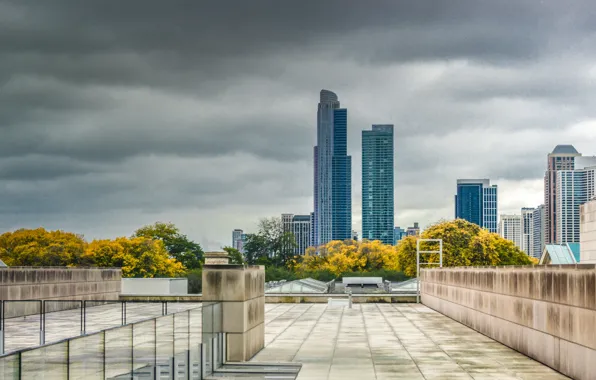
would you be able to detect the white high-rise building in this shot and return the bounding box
[292,215,312,255]
[555,157,596,243]
[499,215,522,249]
[521,208,534,257]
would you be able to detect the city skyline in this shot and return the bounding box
[3,1,596,251]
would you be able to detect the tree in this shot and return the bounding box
[223,246,245,265]
[83,237,185,278]
[243,217,297,267]
[396,219,533,277]
[294,239,399,277]
[0,228,86,267]
[133,222,204,269]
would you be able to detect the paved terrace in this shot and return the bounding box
[254,304,569,380]
[4,302,569,379]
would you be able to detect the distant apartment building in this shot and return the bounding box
[554,156,596,243]
[532,205,546,258]
[292,215,312,255]
[393,227,406,245]
[232,229,244,251]
[499,215,522,249]
[544,145,581,244]
[361,124,394,245]
[455,179,498,233]
[521,208,534,257]
[406,222,420,236]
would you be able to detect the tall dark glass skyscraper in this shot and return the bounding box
[455,179,498,233]
[362,125,394,244]
[313,90,352,246]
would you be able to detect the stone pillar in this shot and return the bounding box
[202,252,265,362]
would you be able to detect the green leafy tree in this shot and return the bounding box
[223,246,245,265]
[396,219,533,277]
[133,222,204,269]
[243,217,297,267]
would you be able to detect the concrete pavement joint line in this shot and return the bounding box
[326,304,346,379]
[289,304,329,362]
[360,305,378,380]
[375,303,426,379]
[264,304,315,346]
[396,303,499,378]
[265,303,303,327]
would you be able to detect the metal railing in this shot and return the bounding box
[0,300,226,379]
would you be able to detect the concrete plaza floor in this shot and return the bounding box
[254,303,569,380]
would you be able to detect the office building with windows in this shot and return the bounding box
[555,157,596,243]
[499,214,522,249]
[544,145,581,244]
[313,90,352,246]
[521,208,535,257]
[361,125,394,244]
[292,215,312,255]
[532,205,546,258]
[455,179,498,233]
[232,229,244,251]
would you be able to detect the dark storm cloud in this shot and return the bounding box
[2,0,596,247]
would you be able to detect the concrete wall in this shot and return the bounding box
[421,265,596,380]
[581,199,596,263]
[0,268,121,317]
[202,264,265,362]
[121,278,188,295]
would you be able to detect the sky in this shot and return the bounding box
[2,1,596,250]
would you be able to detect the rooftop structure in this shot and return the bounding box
[539,243,580,264]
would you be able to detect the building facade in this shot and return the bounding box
[361,125,394,244]
[521,208,534,257]
[532,205,546,258]
[406,222,420,236]
[455,179,498,233]
[553,156,596,243]
[292,215,311,255]
[393,227,406,245]
[313,90,352,246]
[544,145,581,244]
[499,214,522,249]
[232,229,244,252]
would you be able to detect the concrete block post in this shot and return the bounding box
[202,252,265,362]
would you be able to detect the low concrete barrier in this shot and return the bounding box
[119,293,417,303]
[421,265,596,380]
[0,267,121,317]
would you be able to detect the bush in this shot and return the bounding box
[265,267,297,282]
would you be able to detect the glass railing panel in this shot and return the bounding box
[68,332,104,379]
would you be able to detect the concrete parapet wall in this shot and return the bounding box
[581,200,596,264]
[421,265,596,380]
[203,265,265,362]
[0,268,121,317]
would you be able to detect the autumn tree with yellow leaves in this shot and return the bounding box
[395,219,533,277]
[292,239,401,277]
[0,227,187,278]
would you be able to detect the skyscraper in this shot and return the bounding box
[532,205,546,258]
[313,90,352,246]
[555,157,596,243]
[361,124,394,244]
[455,179,498,233]
[232,229,244,251]
[291,215,311,255]
[521,207,535,257]
[499,214,522,249]
[544,145,581,244]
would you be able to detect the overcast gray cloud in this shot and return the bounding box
[2,0,596,248]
